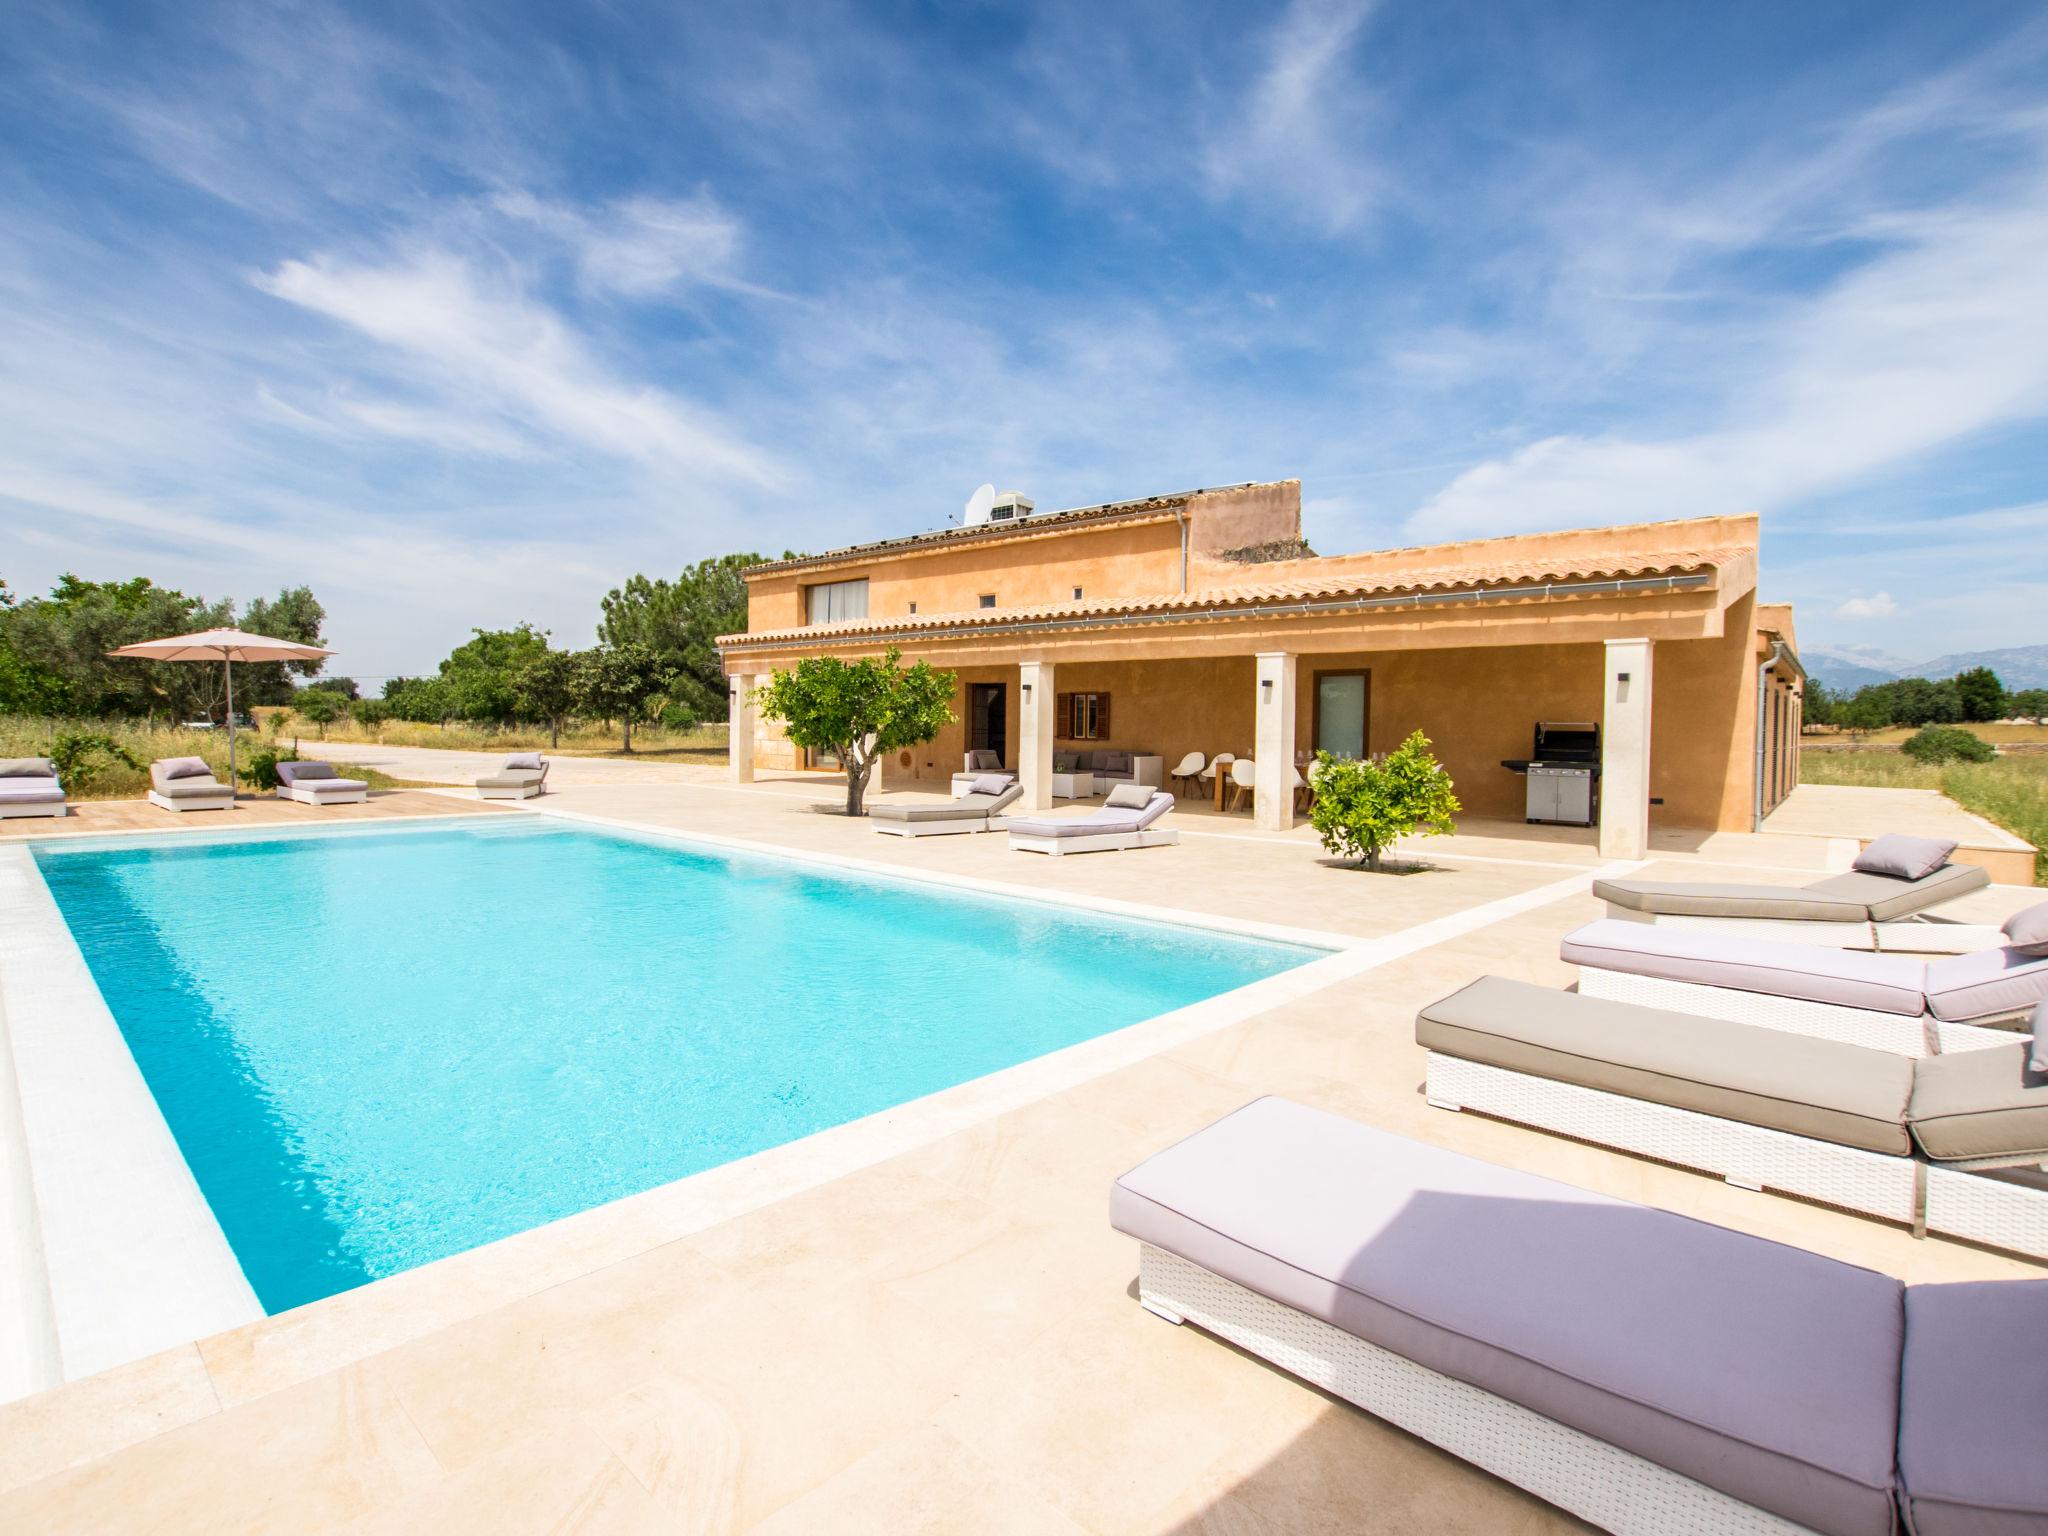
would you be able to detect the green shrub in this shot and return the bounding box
[1900,725,1995,764]
[1307,730,1461,870]
[49,731,143,791]
[240,744,291,790]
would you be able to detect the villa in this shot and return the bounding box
[720,480,1809,857]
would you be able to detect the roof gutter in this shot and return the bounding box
[720,570,1714,658]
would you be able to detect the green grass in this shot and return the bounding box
[260,711,729,761]
[2,715,434,800]
[1801,748,2048,882]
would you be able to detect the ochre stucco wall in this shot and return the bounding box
[861,625,1760,829]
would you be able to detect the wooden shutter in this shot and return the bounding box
[1095,694,1110,741]
[1055,692,1073,740]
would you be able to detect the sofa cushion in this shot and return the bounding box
[965,750,1001,771]
[0,757,55,778]
[1104,782,1153,811]
[2031,1003,2048,1075]
[503,752,543,771]
[1417,977,1915,1154]
[1098,750,1132,775]
[1807,862,1990,924]
[1899,1280,2048,1536]
[476,771,543,788]
[157,756,214,782]
[1853,833,1959,882]
[1053,751,1080,772]
[297,776,367,794]
[1909,1044,2048,1161]
[1592,877,1870,922]
[968,773,1012,796]
[282,761,337,782]
[1112,1100,1905,1536]
[1561,918,1930,1016]
[2003,901,2048,959]
[1922,946,2048,1023]
[0,782,64,802]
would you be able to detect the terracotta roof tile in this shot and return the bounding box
[719,546,1747,650]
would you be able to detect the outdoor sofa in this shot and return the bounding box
[870,776,1022,837]
[1419,975,2048,1260]
[1051,749,1165,789]
[274,760,368,806]
[0,757,67,819]
[1560,907,2048,1056]
[147,756,235,813]
[1114,1096,2048,1536]
[476,753,548,800]
[1007,785,1176,855]
[1595,832,1994,953]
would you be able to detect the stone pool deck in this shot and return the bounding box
[1,772,2042,1535]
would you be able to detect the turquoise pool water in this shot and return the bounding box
[35,819,1316,1312]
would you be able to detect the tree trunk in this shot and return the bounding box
[622,714,633,753]
[551,718,561,749]
[844,750,875,816]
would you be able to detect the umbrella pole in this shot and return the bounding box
[224,655,238,801]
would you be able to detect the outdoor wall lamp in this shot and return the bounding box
[1021,681,1033,699]
[1261,678,1273,698]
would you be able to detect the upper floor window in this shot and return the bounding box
[978,594,996,609]
[806,577,869,625]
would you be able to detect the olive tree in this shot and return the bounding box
[515,649,581,748]
[293,687,343,738]
[1306,730,1460,871]
[753,646,957,816]
[575,643,672,752]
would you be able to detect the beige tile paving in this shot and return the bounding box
[2,776,2041,1533]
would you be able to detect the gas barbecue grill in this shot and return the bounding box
[1499,721,1600,827]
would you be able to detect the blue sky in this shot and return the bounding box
[4,0,2046,680]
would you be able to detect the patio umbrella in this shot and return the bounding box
[108,627,334,796]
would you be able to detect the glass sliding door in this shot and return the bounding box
[1313,671,1369,760]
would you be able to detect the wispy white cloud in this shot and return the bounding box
[254,249,787,486]
[1201,0,1384,233]
[492,191,751,298]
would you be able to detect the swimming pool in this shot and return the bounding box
[35,819,1318,1312]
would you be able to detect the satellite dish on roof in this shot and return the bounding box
[963,483,996,526]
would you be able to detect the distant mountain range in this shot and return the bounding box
[1802,643,2048,692]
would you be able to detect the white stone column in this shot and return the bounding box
[1018,660,1055,812]
[727,673,756,784]
[1599,638,1653,859]
[1253,650,1298,831]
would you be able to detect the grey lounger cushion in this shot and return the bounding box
[1909,1044,2048,1162]
[1561,918,1930,1016]
[1111,1099,1904,1536]
[278,760,335,783]
[1807,862,1990,923]
[152,756,219,788]
[155,776,230,798]
[1853,832,1958,882]
[476,770,546,788]
[1593,861,1989,923]
[1922,946,2048,1023]
[1418,976,1914,1154]
[0,757,56,777]
[0,780,64,802]
[1898,1280,2048,1535]
[1593,878,1872,922]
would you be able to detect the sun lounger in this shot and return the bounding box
[475,754,548,800]
[1006,785,1177,855]
[147,756,234,812]
[1419,977,2048,1258]
[274,760,368,806]
[1562,914,2048,1055]
[1595,833,1994,953]
[1112,1097,2023,1535]
[0,757,67,819]
[870,777,1022,837]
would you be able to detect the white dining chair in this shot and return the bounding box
[1168,751,1206,797]
[1227,757,1258,813]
